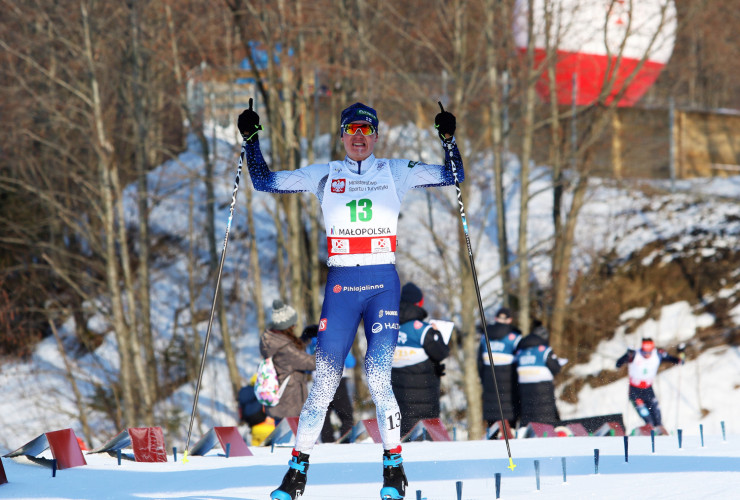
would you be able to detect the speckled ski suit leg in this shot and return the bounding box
[294,264,402,452]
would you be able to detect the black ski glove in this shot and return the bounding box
[238,98,263,142]
[434,101,456,142]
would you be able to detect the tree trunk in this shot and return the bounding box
[516,0,537,336]
[245,186,266,334]
[129,0,157,411]
[287,196,305,333]
[49,318,93,447]
[304,197,322,322]
[273,202,288,302]
[187,176,203,381]
[550,175,588,355]
[545,1,564,346]
[82,3,136,426]
[219,287,241,400]
[485,0,511,307]
[111,164,154,424]
[458,227,483,439]
[612,111,623,179]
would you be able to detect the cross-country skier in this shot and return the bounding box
[616,337,682,430]
[238,99,463,500]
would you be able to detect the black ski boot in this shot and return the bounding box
[271,451,310,500]
[380,447,408,499]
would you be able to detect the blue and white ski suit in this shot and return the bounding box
[245,138,463,452]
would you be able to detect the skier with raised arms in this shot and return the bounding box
[238,99,463,500]
[616,337,683,432]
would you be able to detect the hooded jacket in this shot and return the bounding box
[259,329,316,419]
[515,331,562,426]
[391,301,450,436]
[478,321,522,423]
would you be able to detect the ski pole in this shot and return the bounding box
[675,342,686,429]
[182,139,246,462]
[440,102,516,471]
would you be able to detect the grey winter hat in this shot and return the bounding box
[271,299,298,330]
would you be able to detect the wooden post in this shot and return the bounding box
[669,98,676,188]
[612,110,623,179]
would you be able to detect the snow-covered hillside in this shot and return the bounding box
[1,124,739,455]
[558,302,739,433]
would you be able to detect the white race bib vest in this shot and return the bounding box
[628,350,660,388]
[323,159,401,267]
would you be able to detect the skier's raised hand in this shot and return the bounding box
[434,101,456,142]
[238,98,263,142]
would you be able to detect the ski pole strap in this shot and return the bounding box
[244,125,263,142]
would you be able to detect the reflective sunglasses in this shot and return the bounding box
[342,123,376,136]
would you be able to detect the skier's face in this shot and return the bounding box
[640,340,655,356]
[341,121,377,162]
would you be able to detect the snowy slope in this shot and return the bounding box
[1,124,739,457]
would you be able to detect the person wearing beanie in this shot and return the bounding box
[478,306,522,435]
[391,282,450,437]
[239,98,464,500]
[514,321,564,427]
[616,337,682,432]
[399,282,423,306]
[271,299,299,331]
[258,300,315,423]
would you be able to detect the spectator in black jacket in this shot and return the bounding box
[391,282,451,437]
[515,323,563,426]
[478,307,522,431]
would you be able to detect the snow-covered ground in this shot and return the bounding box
[2,430,737,499]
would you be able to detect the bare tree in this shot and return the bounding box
[2,0,731,445]
[513,0,539,337]
[227,0,321,335]
[128,0,157,408]
[541,0,679,353]
[485,0,514,308]
[48,315,93,445]
[0,0,236,429]
[374,0,493,440]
